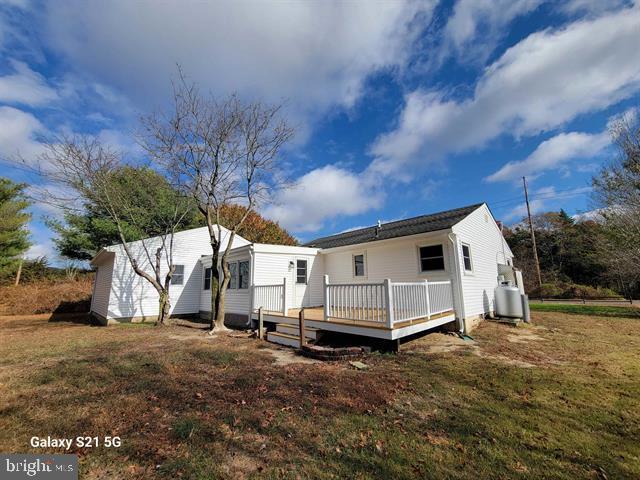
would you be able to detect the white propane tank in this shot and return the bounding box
[495,282,524,318]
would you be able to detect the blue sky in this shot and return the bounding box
[0,0,639,262]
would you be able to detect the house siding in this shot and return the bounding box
[452,204,514,320]
[102,226,248,320]
[321,232,463,315]
[253,249,323,309]
[322,232,454,284]
[199,248,252,316]
[90,255,114,319]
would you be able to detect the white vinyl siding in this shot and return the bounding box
[103,226,249,320]
[452,204,514,318]
[252,247,323,309]
[199,249,252,315]
[323,233,454,284]
[90,255,114,318]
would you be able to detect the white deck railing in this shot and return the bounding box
[428,281,454,316]
[324,282,388,324]
[324,276,454,327]
[252,277,287,315]
[251,276,454,329]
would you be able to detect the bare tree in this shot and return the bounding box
[592,111,640,298]
[141,73,293,333]
[30,135,193,325]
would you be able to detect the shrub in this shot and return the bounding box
[530,282,622,300]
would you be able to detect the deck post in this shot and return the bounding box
[258,307,264,340]
[424,279,431,319]
[384,278,394,328]
[298,308,306,348]
[323,275,330,321]
[282,277,288,316]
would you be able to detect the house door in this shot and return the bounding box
[292,258,309,308]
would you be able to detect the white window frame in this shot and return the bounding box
[238,260,250,290]
[228,262,238,290]
[417,243,446,274]
[352,251,367,278]
[226,260,250,290]
[296,258,308,284]
[461,243,473,273]
[203,266,212,290]
[171,264,185,285]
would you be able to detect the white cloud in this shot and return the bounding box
[370,5,640,177]
[25,241,54,260]
[441,0,544,64]
[263,165,383,232]
[0,59,57,106]
[486,130,610,182]
[0,106,45,161]
[559,0,631,16]
[41,0,435,125]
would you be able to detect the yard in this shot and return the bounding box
[0,312,638,479]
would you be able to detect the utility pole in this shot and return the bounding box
[522,176,542,288]
[14,257,23,286]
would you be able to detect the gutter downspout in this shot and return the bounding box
[448,232,466,333]
[246,244,256,328]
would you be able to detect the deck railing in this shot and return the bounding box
[324,276,453,327]
[428,281,454,316]
[324,282,388,324]
[252,277,287,315]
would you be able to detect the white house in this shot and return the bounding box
[90,203,518,347]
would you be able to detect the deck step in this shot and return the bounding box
[276,323,320,340]
[266,331,302,348]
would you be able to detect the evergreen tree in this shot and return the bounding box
[0,178,31,278]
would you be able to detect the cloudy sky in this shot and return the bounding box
[1,0,639,261]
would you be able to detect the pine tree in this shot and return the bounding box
[0,178,31,279]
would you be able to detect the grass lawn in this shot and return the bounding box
[530,302,640,318]
[1,313,639,479]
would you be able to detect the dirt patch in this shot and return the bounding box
[505,328,544,344]
[266,346,320,366]
[404,332,476,354]
[473,350,537,368]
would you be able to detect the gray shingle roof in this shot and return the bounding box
[303,203,484,249]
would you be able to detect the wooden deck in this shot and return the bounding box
[253,306,457,340]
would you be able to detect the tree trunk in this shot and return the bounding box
[209,251,220,331]
[157,290,171,326]
[214,278,231,332]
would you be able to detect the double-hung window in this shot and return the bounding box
[171,265,185,285]
[419,245,445,272]
[238,261,249,289]
[203,267,212,290]
[462,244,473,272]
[228,262,238,289]
[353,253,365,277]
[226,261,249,289]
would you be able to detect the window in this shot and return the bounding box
[203,267,212,290]
[419,245,445,272]
[238,261,249,289]
[296,259,307,284]
[462,244,473,272]
[172,265,185,285]
[353,253,365,277]
[228,262,238,289]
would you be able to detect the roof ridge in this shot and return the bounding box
[303,203,484,247]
